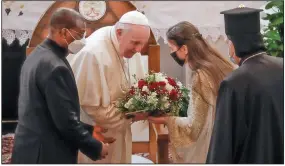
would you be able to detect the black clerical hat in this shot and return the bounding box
[220,6,266,58]
[221,6,263,35]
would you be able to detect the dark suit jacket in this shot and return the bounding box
[11,39,102,164]
[207,53,284,164]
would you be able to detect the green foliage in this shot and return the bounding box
[262,0,284,57]
[179,87,190,117]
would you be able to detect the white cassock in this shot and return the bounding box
[67,26,145,163]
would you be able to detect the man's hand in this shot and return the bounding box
[93,125,116,144]
[93,125,108,133]
[100,142,109,159]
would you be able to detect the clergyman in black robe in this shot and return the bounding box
[11,8,109,164]
[206,6,284,164]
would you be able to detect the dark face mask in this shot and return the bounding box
[170,51,185,66]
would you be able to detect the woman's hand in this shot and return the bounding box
[133,112,149,122]
[148,116,168,125]
[125,112,149,122]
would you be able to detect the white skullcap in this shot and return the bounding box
[119,10,149,26]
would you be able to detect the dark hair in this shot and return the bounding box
[167,22,202,47]
[228,34,266,58]
[167,21,234,99]
[49,8,84,30]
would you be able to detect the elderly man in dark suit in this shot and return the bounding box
[11,8,109,164]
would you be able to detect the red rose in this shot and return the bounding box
[167,77,177,87]
[141,91,148,96]
[129,89,135,95]
[156,89,161,95]
[162,87,169,93]
[169,89,178,101]
[158,81,166,87]
[149,82,159,91]
[138,80,147,89]
[156,89,163,95]
[156,88,168,96]
[127,86,136,96]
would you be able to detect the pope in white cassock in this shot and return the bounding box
[67,11,151,163]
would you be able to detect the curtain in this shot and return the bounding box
[2,38,28,133]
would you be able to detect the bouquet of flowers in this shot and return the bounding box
[116,72,190,117]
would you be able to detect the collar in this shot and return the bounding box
[110,26,120,56]
[238,51,266,66]
[42,38,68,58]
[110,26,128,64]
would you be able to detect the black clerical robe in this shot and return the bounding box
[207,53,284,164]
[11,39,102,164]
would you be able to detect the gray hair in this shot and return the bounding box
[115,22,132,32]
[114,22,150,33]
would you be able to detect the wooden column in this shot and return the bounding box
[148,44,169,164]
[147,44,160,163]
[155,124,169,164]
[148,44,160,73]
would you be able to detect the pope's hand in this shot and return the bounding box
[100,142,109,159]
[148,116,167,125]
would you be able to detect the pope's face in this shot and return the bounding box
[117,24,150,58]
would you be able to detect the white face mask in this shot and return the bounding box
[228,42,236,64]
[65,29,86,54]
[229,52,236,64]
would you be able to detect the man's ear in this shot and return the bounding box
[59,28,67,39]
[116,29,123,38]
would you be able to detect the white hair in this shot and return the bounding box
[115,22,132,31]
[115,22,149,33]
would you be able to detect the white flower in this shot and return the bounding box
[124,102,130,109]
[142,86,149,92]
[151,92,157,97]
[164,102,170,109]
[161,78,168,82]
[147,95,158,106]
[161,96,168,102]
[159,100,170,110]
[124,98,134,109]
[155,73,163,78]
[177,81,182,88]
[134,83,138,88]
[165,83,174,91]
[155,73,167,82]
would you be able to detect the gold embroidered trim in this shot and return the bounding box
[166,70,215,162]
